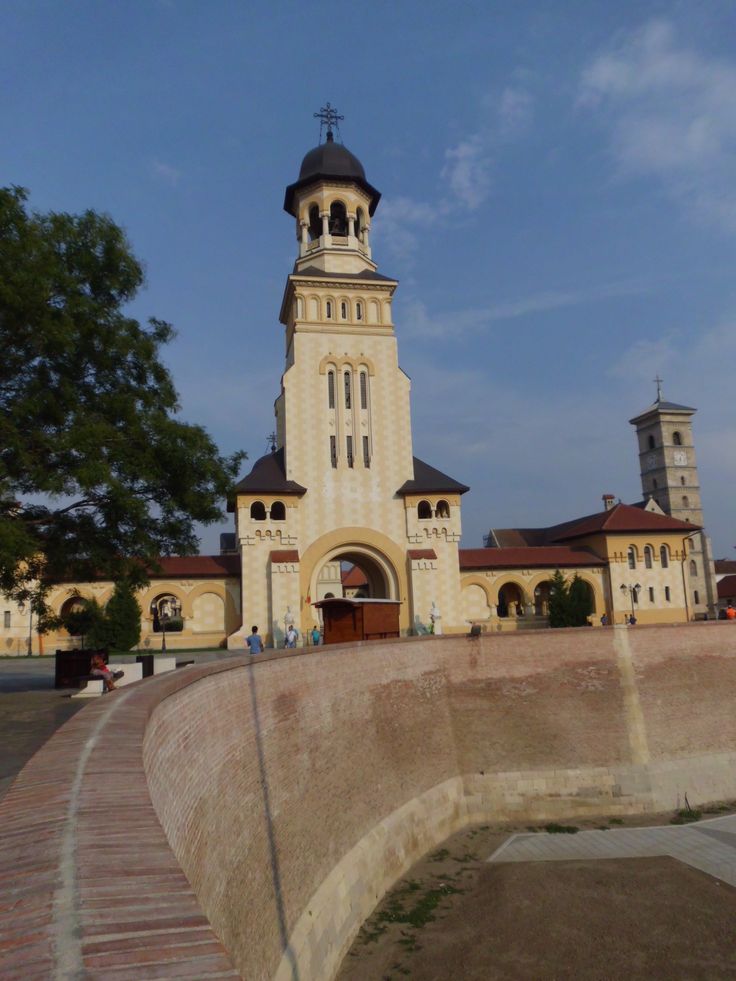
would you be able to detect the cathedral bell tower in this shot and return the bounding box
[229,106,468,646]
[630,379,718,618]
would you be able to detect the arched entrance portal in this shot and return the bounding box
[314,546,396,603]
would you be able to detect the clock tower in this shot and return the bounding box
[629,381,717,618]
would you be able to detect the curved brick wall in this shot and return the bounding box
[2,624,736,980]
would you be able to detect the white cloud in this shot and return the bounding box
[441,133,493,211]
[377,82,534,263]
[152,159,182,186]
[579,19,736,231]
[400,278,649,339]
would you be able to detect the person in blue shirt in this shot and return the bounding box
[310,625,321,647]
[246,626,263,655]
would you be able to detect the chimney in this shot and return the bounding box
[602,494,616,512]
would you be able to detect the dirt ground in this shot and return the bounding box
[336,810,736,980]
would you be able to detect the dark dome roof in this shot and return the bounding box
[298,135,367,182]
[284,133,381,217]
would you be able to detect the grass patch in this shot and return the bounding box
[428,848,450,862]
[544,823,579,834]
[451,851,479,863]
[670,808,702,825]
[608,817,624,825]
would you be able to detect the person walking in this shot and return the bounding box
[310,624,321,647]
[285,624,298,648]
[245,626,263,655]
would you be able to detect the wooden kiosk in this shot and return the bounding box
[313,598,401,645]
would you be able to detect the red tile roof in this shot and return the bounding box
[715,560,736,575]
[548,502,700,541]
[341,565,368,587]
[270,550,299,563]
[153,555,240,577]
[717,575,736,599]
[459,547,605,570]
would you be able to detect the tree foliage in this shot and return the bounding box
[548,570,593,628]
[103,580,141,651]
[0,187,245,624]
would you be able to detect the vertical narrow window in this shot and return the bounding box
[689,559,697,576]
[627,546,636,570]
[330,435,337,468]
[673,431,682,445]
[344,371,351,409]
[682,495,689,508]
[341,301,347,319]
[694,590,700,605]
[327,370,335,409]
[346,436,354,468]
[644,546,653,569]
[660,545,669,569]
[363,435,370,468]
[648,587,654,603]
[356,302,363,321]
[326,301,332,319]
[360,371,368,409]
[665,586,671,602]
[3,611,10,629]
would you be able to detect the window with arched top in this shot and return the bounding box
[680,476,686,485]
[340,301,348,320]
[270,501,286,521]
[325,300,332,319]
[355,207,365,241]
[644,545,653,569]
[436,500,450,519]
[250,501,266,521]
[296,296,304,319]
[344,371,351,409]
[360,371,368,410]
[308,205,321,242]
[329,201,347,236]
[673,431,682,445]
[652,478,658,489]
[694,589,700,604]
[647,434,655,449]
[356,301,363,321]
[690,559,697,576]
[327,370,335,409]
[660,545,669,568]
[418,500,432,519]
[682,495,690,508]
[627,546,637,570]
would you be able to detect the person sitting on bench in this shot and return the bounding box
[90,654,123,692]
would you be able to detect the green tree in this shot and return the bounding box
[548,569,570,628]
[0,187,245,624]
[103,580,141,651]
[568,574,593,627]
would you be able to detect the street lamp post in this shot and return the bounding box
[620,583,641,623]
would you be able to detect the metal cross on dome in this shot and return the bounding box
[314,102,344,142]
[654,374,664,401]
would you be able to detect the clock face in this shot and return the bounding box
[674,450,687,466]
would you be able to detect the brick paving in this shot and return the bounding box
[0,658,242,979]
[489,814,736,886]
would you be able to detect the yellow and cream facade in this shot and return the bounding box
[229,129,469,645]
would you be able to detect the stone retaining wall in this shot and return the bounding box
[2,623,735,979]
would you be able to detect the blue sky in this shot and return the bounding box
[2,1,734,557]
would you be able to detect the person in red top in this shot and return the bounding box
[90,654,122,692]
[726,604,736,621]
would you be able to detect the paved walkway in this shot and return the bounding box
[488,814,736,887]
[0,651,232,800]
